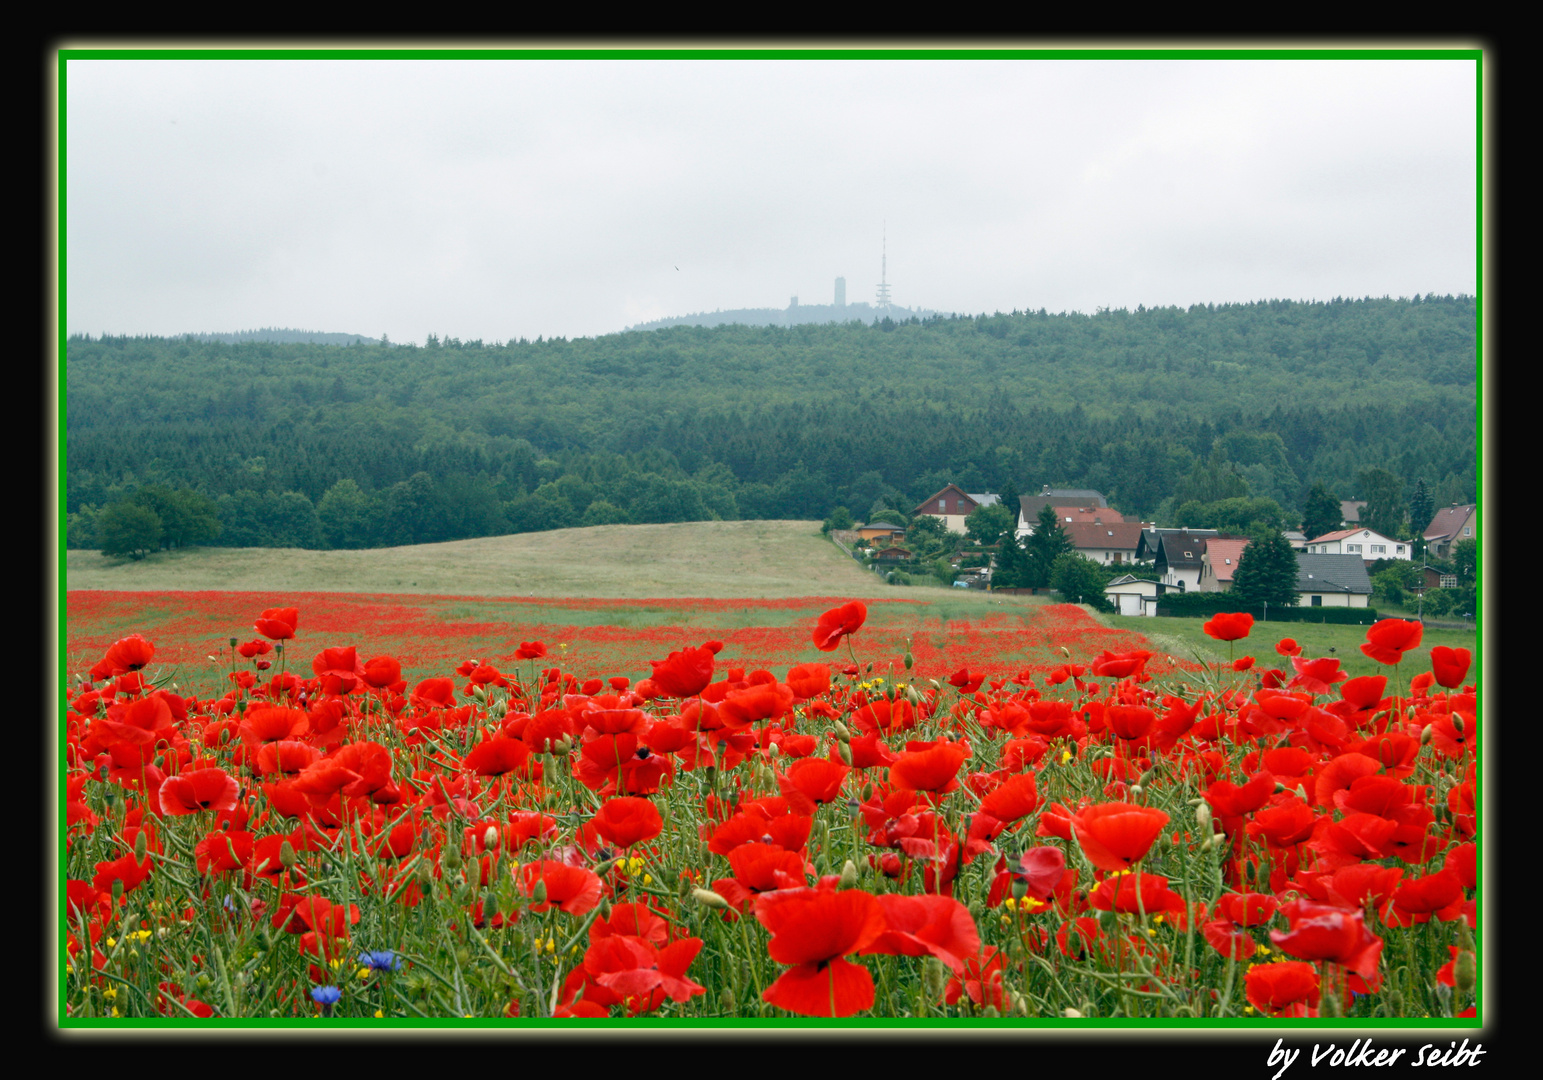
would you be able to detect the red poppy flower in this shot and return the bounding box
[515,641,548,660]
[1203,612,1254,642]
[1071,803,1170,872]
[1105,704,1156,741]
[778,757,851,813]
[1270,900,1384,979]
[103,634,156,674]
[1360,618,1423,666]
[1246,961,1321,1017]
[786,663,831,701]
[463,735,532,777]
[888,742,968,794]
[159,767,240,816]
[948,667,984,694]
[649,646,716,699]
[1289,655,1347,695]
[591,797,664,849]
[361,655,402,689]
[521,860,604,915]
[812,601,867,652]
[1430,646,1472,689]
[254,607,299,641]
[1090,650,1153,679]
[860,893,980,974]
[1275,638,1304,657]
[978,772,1040,824]
[755,888,886,1017]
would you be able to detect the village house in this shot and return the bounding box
[912,485,998,535]
[1140,527,1219,592]
[1423,503,1477,559]
[1064,520,1144,566]
[854,519,907,543]
[1013,487,1113,539]
[1198,537,1250,592]
[1305,528,1411,563]
[1340,500,1368,528]
[1295,553,1373,608]
[1103,574,1180,617]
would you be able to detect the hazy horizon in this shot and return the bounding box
[65,53,1479,347]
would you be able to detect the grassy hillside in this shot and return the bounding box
[64,519,909,599]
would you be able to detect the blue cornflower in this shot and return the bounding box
[311,985,342,1016]
[360,950,404,973]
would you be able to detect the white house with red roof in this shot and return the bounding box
[1305,528,1410,563]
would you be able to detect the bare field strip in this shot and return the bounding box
[66,520,919,600]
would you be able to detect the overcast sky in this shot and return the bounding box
[63,53,1479,345]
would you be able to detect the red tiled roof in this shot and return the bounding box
[1205,538,1250,582]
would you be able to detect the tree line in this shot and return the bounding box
[65,295,1477,554]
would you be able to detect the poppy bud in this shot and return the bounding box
[111,879,124,902]
[838,860,858,891]
[982,1005,1000,1018]
[719,987,735,1011]
[1194,803,1213,836]
[1011,877,1030,901]
[766,743,780,758]
[904,650,914,671]
[1130,785,1144,798]
[1458,921,1475,952]
[1063,1007,1084,1018]
[484,890,500,921]
[593,858,620,878]
[230,638,238,648]
[861,782,874,802]
[1452,715,1465,734]
[833,721,852,742]
[471,686,487,704]
[692,888,729,910]
[906,685,923,707]
[866,663,874,673]
[483,827,500,852]
[133,830,148,862]
[1294,784,1309,802]
[442,844,462,872]
[1421,724,1434,745]
[1454,951,1476,996]
[279,841,297,872]
[836,741,853,767]
[532,880,548,904]
[417,858,435,889]
[923,956,948,999]
[1387,989,1405,1014]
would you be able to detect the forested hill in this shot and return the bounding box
[64,295,1477,552]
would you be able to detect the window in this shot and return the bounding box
[1441,574,1458,589]
[1311,596,1322,607]
[1464,526,1472,536]
[1371,545,1385,554]
[1347,544,1361,553]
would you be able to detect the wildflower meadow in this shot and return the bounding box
[59,597,1480,1026]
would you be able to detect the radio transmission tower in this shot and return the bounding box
[875,223,892,311]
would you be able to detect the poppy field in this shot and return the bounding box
[59,595,1481,1025]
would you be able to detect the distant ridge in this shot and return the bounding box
[178,327,382,346]
[626,301,944,333]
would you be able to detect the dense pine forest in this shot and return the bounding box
[64,295,1477,552]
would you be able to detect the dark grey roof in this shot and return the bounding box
[1150,528,1219,568]
[1296,553,1373,594]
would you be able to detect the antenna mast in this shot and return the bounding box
[876,222,892,311]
